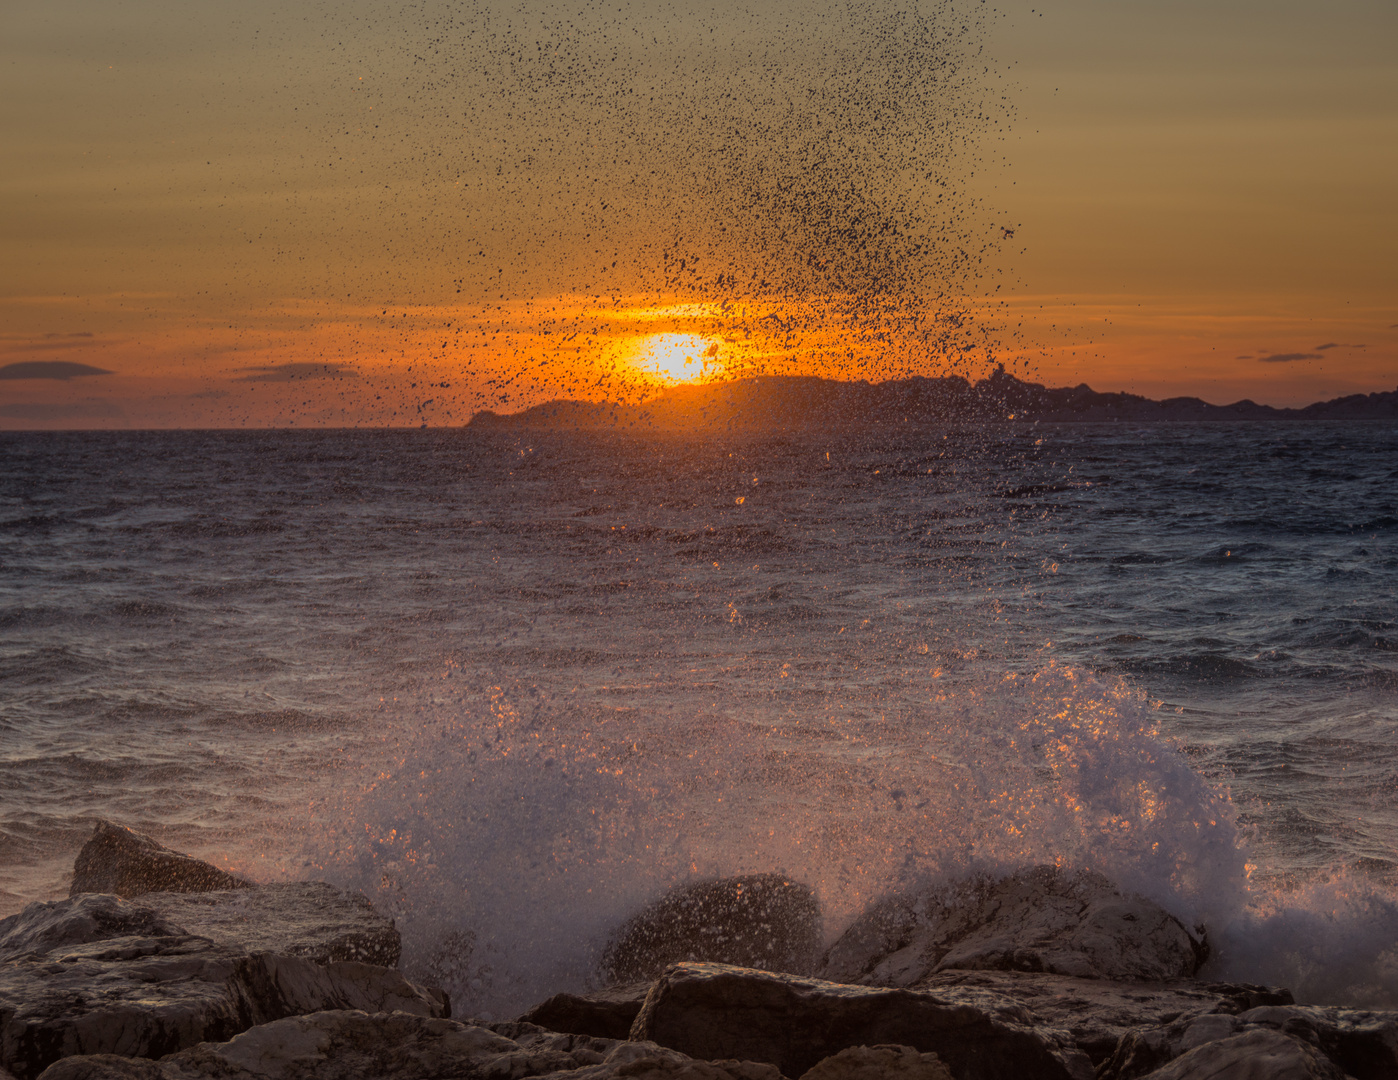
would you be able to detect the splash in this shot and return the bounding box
[1210,873,1398,1007]
[304,663,1246,1017]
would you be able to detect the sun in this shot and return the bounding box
[629,333,721,384]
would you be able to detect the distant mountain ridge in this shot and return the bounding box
[470,369,1398,430]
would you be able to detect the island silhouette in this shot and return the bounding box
[470,368,1398,430]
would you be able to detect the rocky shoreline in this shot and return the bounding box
[3,822,1393,1079]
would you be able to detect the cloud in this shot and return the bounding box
[2,333,100,354]
[0,400,124,419]
[1257,352,1321,364]
[234,363,361,382]
[1234,355,1253,360]
[1313,342,1365,351]
[0,361,114,380]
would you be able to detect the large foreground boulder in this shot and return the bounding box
[0,895,444,1080]
[33,1010,786,1080]
[69,822,250,899]
[820,866,1203,986]
[601,875,821,984]
[629,961,1094,1080]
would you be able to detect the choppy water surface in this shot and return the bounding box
[2,421,1396,1009]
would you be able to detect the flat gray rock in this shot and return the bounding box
[820,866,1203,986]
[68,822,250,899]
[137,882,400,967]
[33,1010,786,1080]
[0,895,444,1080]
[629,961,1094,1080]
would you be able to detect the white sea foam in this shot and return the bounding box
[308,662,1255,1016]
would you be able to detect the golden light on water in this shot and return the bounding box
[629,333,722,384]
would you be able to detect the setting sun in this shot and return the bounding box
[630,333,721,384]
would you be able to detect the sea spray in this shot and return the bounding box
[1210,873,1398,1008]
[307,661,1247,1016]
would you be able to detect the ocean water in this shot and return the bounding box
[2,420,1396,1012]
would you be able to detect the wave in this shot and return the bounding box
[300,663,1246,1017]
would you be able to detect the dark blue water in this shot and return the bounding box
[2,421,1395,1008]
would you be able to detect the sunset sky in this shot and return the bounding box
[2,0,1394,428]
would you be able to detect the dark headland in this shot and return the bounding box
[470,369,1398,430]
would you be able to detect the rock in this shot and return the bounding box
[601,875,821,984]
[629,961,1094,1080]
[555,1041,787,1080]
[798,1044,951,1080]
[68,822,250,899]
[1098,1004,1398,1080]
[914,969,1293,1065]
[0,895,445,1080]
[820,866,1202,986]
[0,894,185,962]
[34,1010,786,1080]
[519,981,653,1039]
[1238,1005,1398,1080]
[1132,1028,1347,1080]
[136,882,401,967]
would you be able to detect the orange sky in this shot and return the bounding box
[2,0,1395,428]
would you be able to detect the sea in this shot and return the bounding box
[2,420,1396,1015]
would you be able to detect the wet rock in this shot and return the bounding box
[0,894,185,962]
[520,981,653,1039]
[602,875,821,984]
[1131,1028,1346,1080]
[0,895,445,1080]
[915,969,1293,1064]
[629,961,1094,1080]
[68,822,250,899]
[34,1010,786,1080]
[1238,1005,1398,1080]
[1098,1004,1398,1080]
[797,1044,951,1080]
[820,866,1202,986]
[138,882,401,967]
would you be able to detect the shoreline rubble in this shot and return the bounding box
[3,821,1393,1079]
